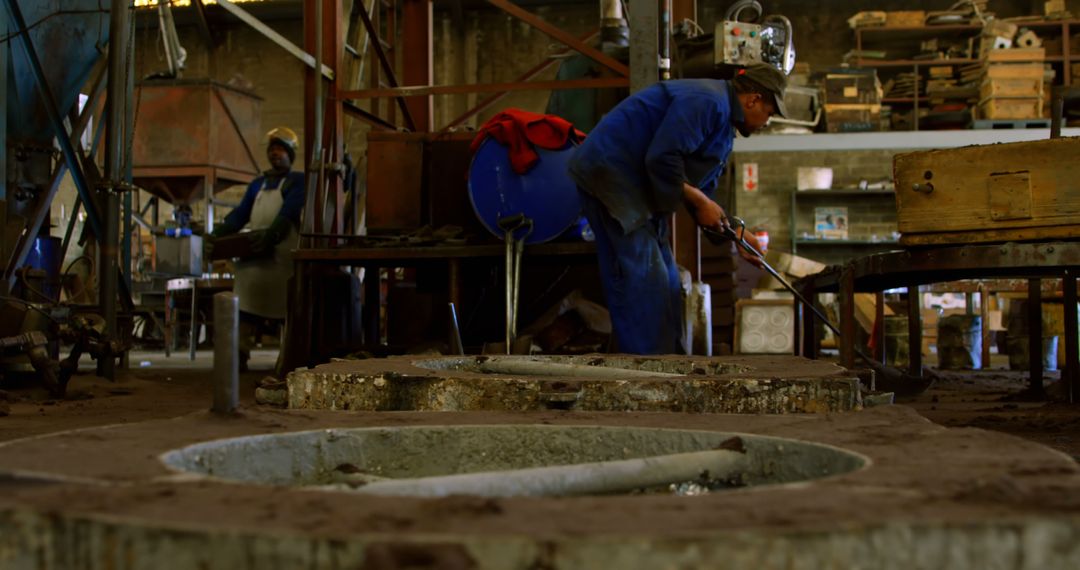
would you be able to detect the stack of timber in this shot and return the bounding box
[893,137,1080,245]
[977,48,1046,119]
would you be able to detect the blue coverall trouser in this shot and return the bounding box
[579,188,683,354]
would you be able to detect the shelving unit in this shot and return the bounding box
[789,190,899,259]
[853,20,1080,130]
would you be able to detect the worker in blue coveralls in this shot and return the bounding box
[209,127,305,370]
[568,63,787,354]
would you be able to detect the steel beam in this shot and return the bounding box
[191,0,216,47]
[216,0,333,80]
[442,29,600,130]
[402,0,433,131]
[629,0,659,92]
[355,0,416,130]
[343,100,397,130]
[343,77,629,99]
[907,283,923,377]
[485,0,629,78]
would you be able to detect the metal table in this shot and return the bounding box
[283,241,597,370]
[794,241,1080,400]
[164,277,234,360]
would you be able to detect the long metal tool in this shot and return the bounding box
[498,214,534,354]
[703,222,877,366]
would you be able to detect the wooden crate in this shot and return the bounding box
[984,47,1045,63]
[978,96,1043,119]
[884,11,925,27]
[984,62,1045,79]
[980,77,1042,99]
[893,138,1080,245]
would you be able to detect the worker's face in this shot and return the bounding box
[267,143,292,172]
[738,93,776,134]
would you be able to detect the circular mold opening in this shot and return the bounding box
[410,355,754,377]
[160,426,867,497]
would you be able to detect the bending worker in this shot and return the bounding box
[568,63,786,354]
[210,127,305,369]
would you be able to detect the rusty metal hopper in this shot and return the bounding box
[131,79,262,205]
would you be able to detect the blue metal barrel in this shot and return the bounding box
[467,136,581,244]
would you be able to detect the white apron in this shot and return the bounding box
[234,178,299,320]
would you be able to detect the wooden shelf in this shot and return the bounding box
[794,190,895,196]
[794,239,900,246]
[883,97,929,103]
[858,58,977,67]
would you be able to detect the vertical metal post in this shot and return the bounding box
[212,292,239,414]
[907,283,923,377]
[1028,278,1044,394]
[1051,86,1064,139]
[629,0,659,93]
[839,268,856,369]
[875,291,886,364]
[402,0,433,131]
[0,12,7,204]
[1063,272,1078,404]
[979,282,991,370]
[100,0,132,380]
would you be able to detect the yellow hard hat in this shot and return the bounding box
[266,126,299,158]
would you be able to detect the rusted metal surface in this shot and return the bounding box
[131,80,262,204]
[402,0,433,131]
[344,78,631,99]
[287,355,862,414]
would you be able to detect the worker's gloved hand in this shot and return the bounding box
[245,216,293,258]
[736,231,765,268]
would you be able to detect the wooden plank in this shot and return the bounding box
[984,63,1045,79]
[894,137,1080,240]
[980,77,1043,99]
[899,224,1080,246]
[984,47,1045,62]
[978,97,1043,119]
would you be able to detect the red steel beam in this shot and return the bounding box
[442,29,600,130]
[304,0,345,235]
[484,0,629,77]
[342,77,629,99]
[402,0,433,131]
[356,0,415,130]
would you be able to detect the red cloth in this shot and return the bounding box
[470,109,585,175]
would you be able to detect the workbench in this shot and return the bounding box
[794,241,1080,400]
[283,242,597,370]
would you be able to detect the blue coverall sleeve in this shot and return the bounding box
[224,178,261,229]
[643,96,729,212]
[278,172,307,225]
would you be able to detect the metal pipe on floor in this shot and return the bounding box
[357,447,748,498]
[213,292,240,414]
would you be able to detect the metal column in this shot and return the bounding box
[1028,278,1044,395]
[629,0,659,92]
[1064,272,1078,403]
[907,283,923,377]
[100,0,132,380]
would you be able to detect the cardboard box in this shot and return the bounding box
[824,71,882,105]
[765,251,827,278]
[825,104,882,133]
